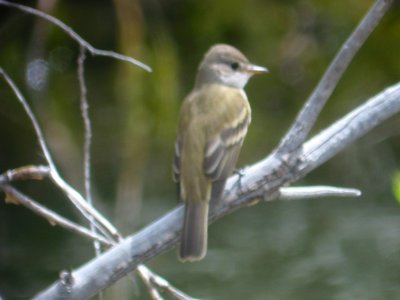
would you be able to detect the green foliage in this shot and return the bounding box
[392,170,400,203]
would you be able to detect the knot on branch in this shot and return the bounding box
[59,270,74,293]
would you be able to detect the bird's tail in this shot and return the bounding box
[179,201,208,262]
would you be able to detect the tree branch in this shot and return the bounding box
[0,66,119,241]
[32,81,400,299]
[0,166,195,300]
[0,67,56,170]
[0,183,112,246]
[77,44,104,266]
[301,83,400,174]
[136,265,200,300]
[0,3,200,298]
[277,0,393,154]
[279,186,361,200]
[2,54,194,300]
[0,0,152,72]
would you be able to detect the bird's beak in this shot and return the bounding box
[245,64,269,75]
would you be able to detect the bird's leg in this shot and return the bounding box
[232,168,245,193]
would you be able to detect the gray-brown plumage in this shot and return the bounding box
[173,44,268,261]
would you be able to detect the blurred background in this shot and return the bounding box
[1,0,400,299]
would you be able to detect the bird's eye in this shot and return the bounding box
[230,62,240,70]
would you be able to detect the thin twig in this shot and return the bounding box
[0,0,152,72]
[74,34,169,300]
[1,1,193,296]
[0,165,50,183]
[137,266,200,300]
[0,168,191,300]
[279,186,361,200]
[1,66,193,300]
[77,44,102,258]
[136,265,164,300]
[301,83,400,174]
[0,67,117,240]
[77,44,104,300]
[50,171,119,240]
[278,0,393,154]
[77,47,92,207]
[0,183,112,246]
[0,67,56,170]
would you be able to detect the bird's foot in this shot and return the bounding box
[233,168,245,193]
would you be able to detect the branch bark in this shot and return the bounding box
[33,82,400,299]
[278,0,393,154]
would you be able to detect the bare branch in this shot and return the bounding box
[1,4,197,298]
[136,265,164,300]
[50,171,120,239]
[0,67,56,170]
[2,55,194,300]
[0,166,194,300]
[301,83,400,175]
[278,0,393,154]
[279,186,361,200]
[0,0,152,72]
[0,67,119,240]
[33,82,400,300]
[77,44,103,262]
[0,183,112,246]
[137,265,199,300]
[77,47,92,206]
[74,32,184,300]
[0,165,50,183]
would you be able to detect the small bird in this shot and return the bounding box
[173,44,268,262]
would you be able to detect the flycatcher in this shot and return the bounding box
[173,44,268,261]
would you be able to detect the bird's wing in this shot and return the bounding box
[173,86,251,201]
[172,92,194,184]
[172,136,182,183]
[203,100,251,182]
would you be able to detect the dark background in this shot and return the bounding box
[1,0,400,299]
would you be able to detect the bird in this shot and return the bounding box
[173,44,268,262]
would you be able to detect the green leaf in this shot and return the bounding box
[392,171,400,203]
